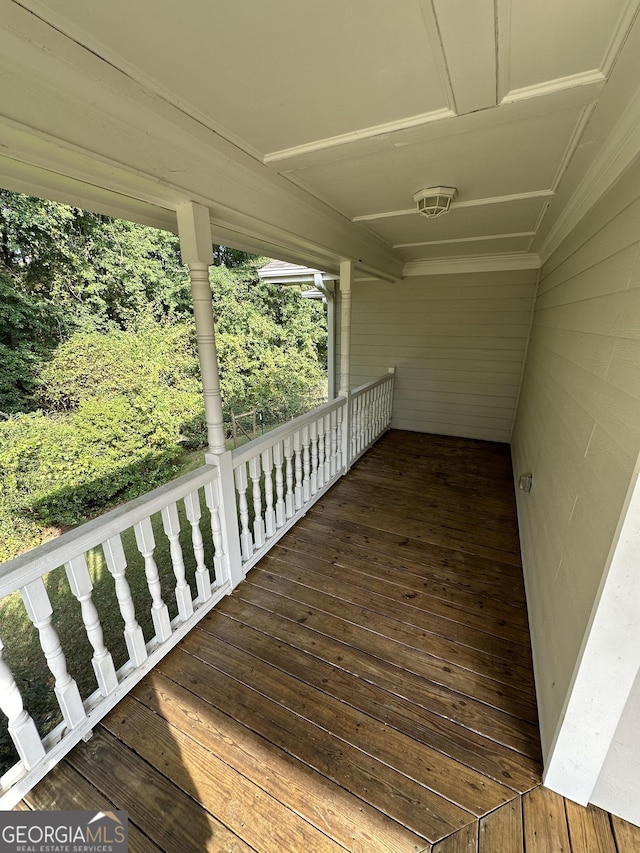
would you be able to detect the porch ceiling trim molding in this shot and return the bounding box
[403,253,541,276]
[540,81,640,265]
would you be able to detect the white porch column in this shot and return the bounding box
[339,260,354,470]
[177,202,226,455]
[177,201,243,590]
[313,271,336,401]
[338,259,353,397]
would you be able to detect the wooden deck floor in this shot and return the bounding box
[19,430,640,851]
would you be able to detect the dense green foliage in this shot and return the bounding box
[0,190,326,561]
[0,271,58,412]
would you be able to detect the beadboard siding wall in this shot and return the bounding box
[336,270,538,442]
[512,159,640,767]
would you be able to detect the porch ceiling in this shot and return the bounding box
[1,0,640,278]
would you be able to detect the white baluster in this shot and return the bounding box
[134,518,172,643]
[293,431,304,511]
[161,502,194,622]
[323,413,332,482]
[374,385,381,438]
[302,425,311,503]
[283,436,295,518]
[204,478,225,583]
[330,409,338,477]
[248,455,265,548]
[365,391,372,445]
[351,396,359,459]
[273,441,286,528]
[310,420,318,495]
[382,381,388,430]
[184,491,212,603]
[335,406,343,471]
[21,578,86,729]
[262,447,276,539]
[362,393,369,446]
[102,535,147,667]
[65,556,118,697]
[382,382,388,429]
[373,388,378,439]
[0,637,46,768]
[234,462,254,561]
[317,416,326,489]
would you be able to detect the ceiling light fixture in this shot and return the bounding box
[413,187,457,218]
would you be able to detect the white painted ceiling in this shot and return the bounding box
[1,0,640,278]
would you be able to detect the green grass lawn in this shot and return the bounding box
[0,448,216,776]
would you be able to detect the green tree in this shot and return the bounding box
[209,260,326,418]
[0,189,193,335]
[0,271,59,413]
[0,189,328,559]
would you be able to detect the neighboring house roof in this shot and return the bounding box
[257,260,336,286]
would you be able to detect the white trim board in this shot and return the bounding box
[403,253,541,276]
[353,190,555,223]
[543,451,640,806]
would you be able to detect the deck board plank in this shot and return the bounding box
[335,476,521,553]
[211,598,541,791]
[238,562,538,725]
[312,498,523,566]
[236,569,534,689]
[171,631,475,841]
[271,519,526,616]
[250,557,533,677]
[433,823,478,853]
[229,582,541,758]
[256,554,536,706]
[197,611,516,815]
[479,798,524,853]
[611,813,640,852]
[294,513,524,584]
[130,670,426,853]
[100,695,345,853]
[23,760,162,853]
[158,645,456,843]
[265,545,530,649]
[522,786,570,853]
[66,728,253,853]
[565,800,616,853]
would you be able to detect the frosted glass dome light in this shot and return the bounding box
[413,187,457,218]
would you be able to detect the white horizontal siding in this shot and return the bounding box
[340,269,537,443]
[511,156,640,815]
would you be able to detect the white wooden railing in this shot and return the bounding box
[0,369,394,808]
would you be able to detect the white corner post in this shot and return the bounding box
[339,259,353,471]
[327,284,336,400]
[314,271,336,401]
[176,201,243,590]
[544,454,640,808]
